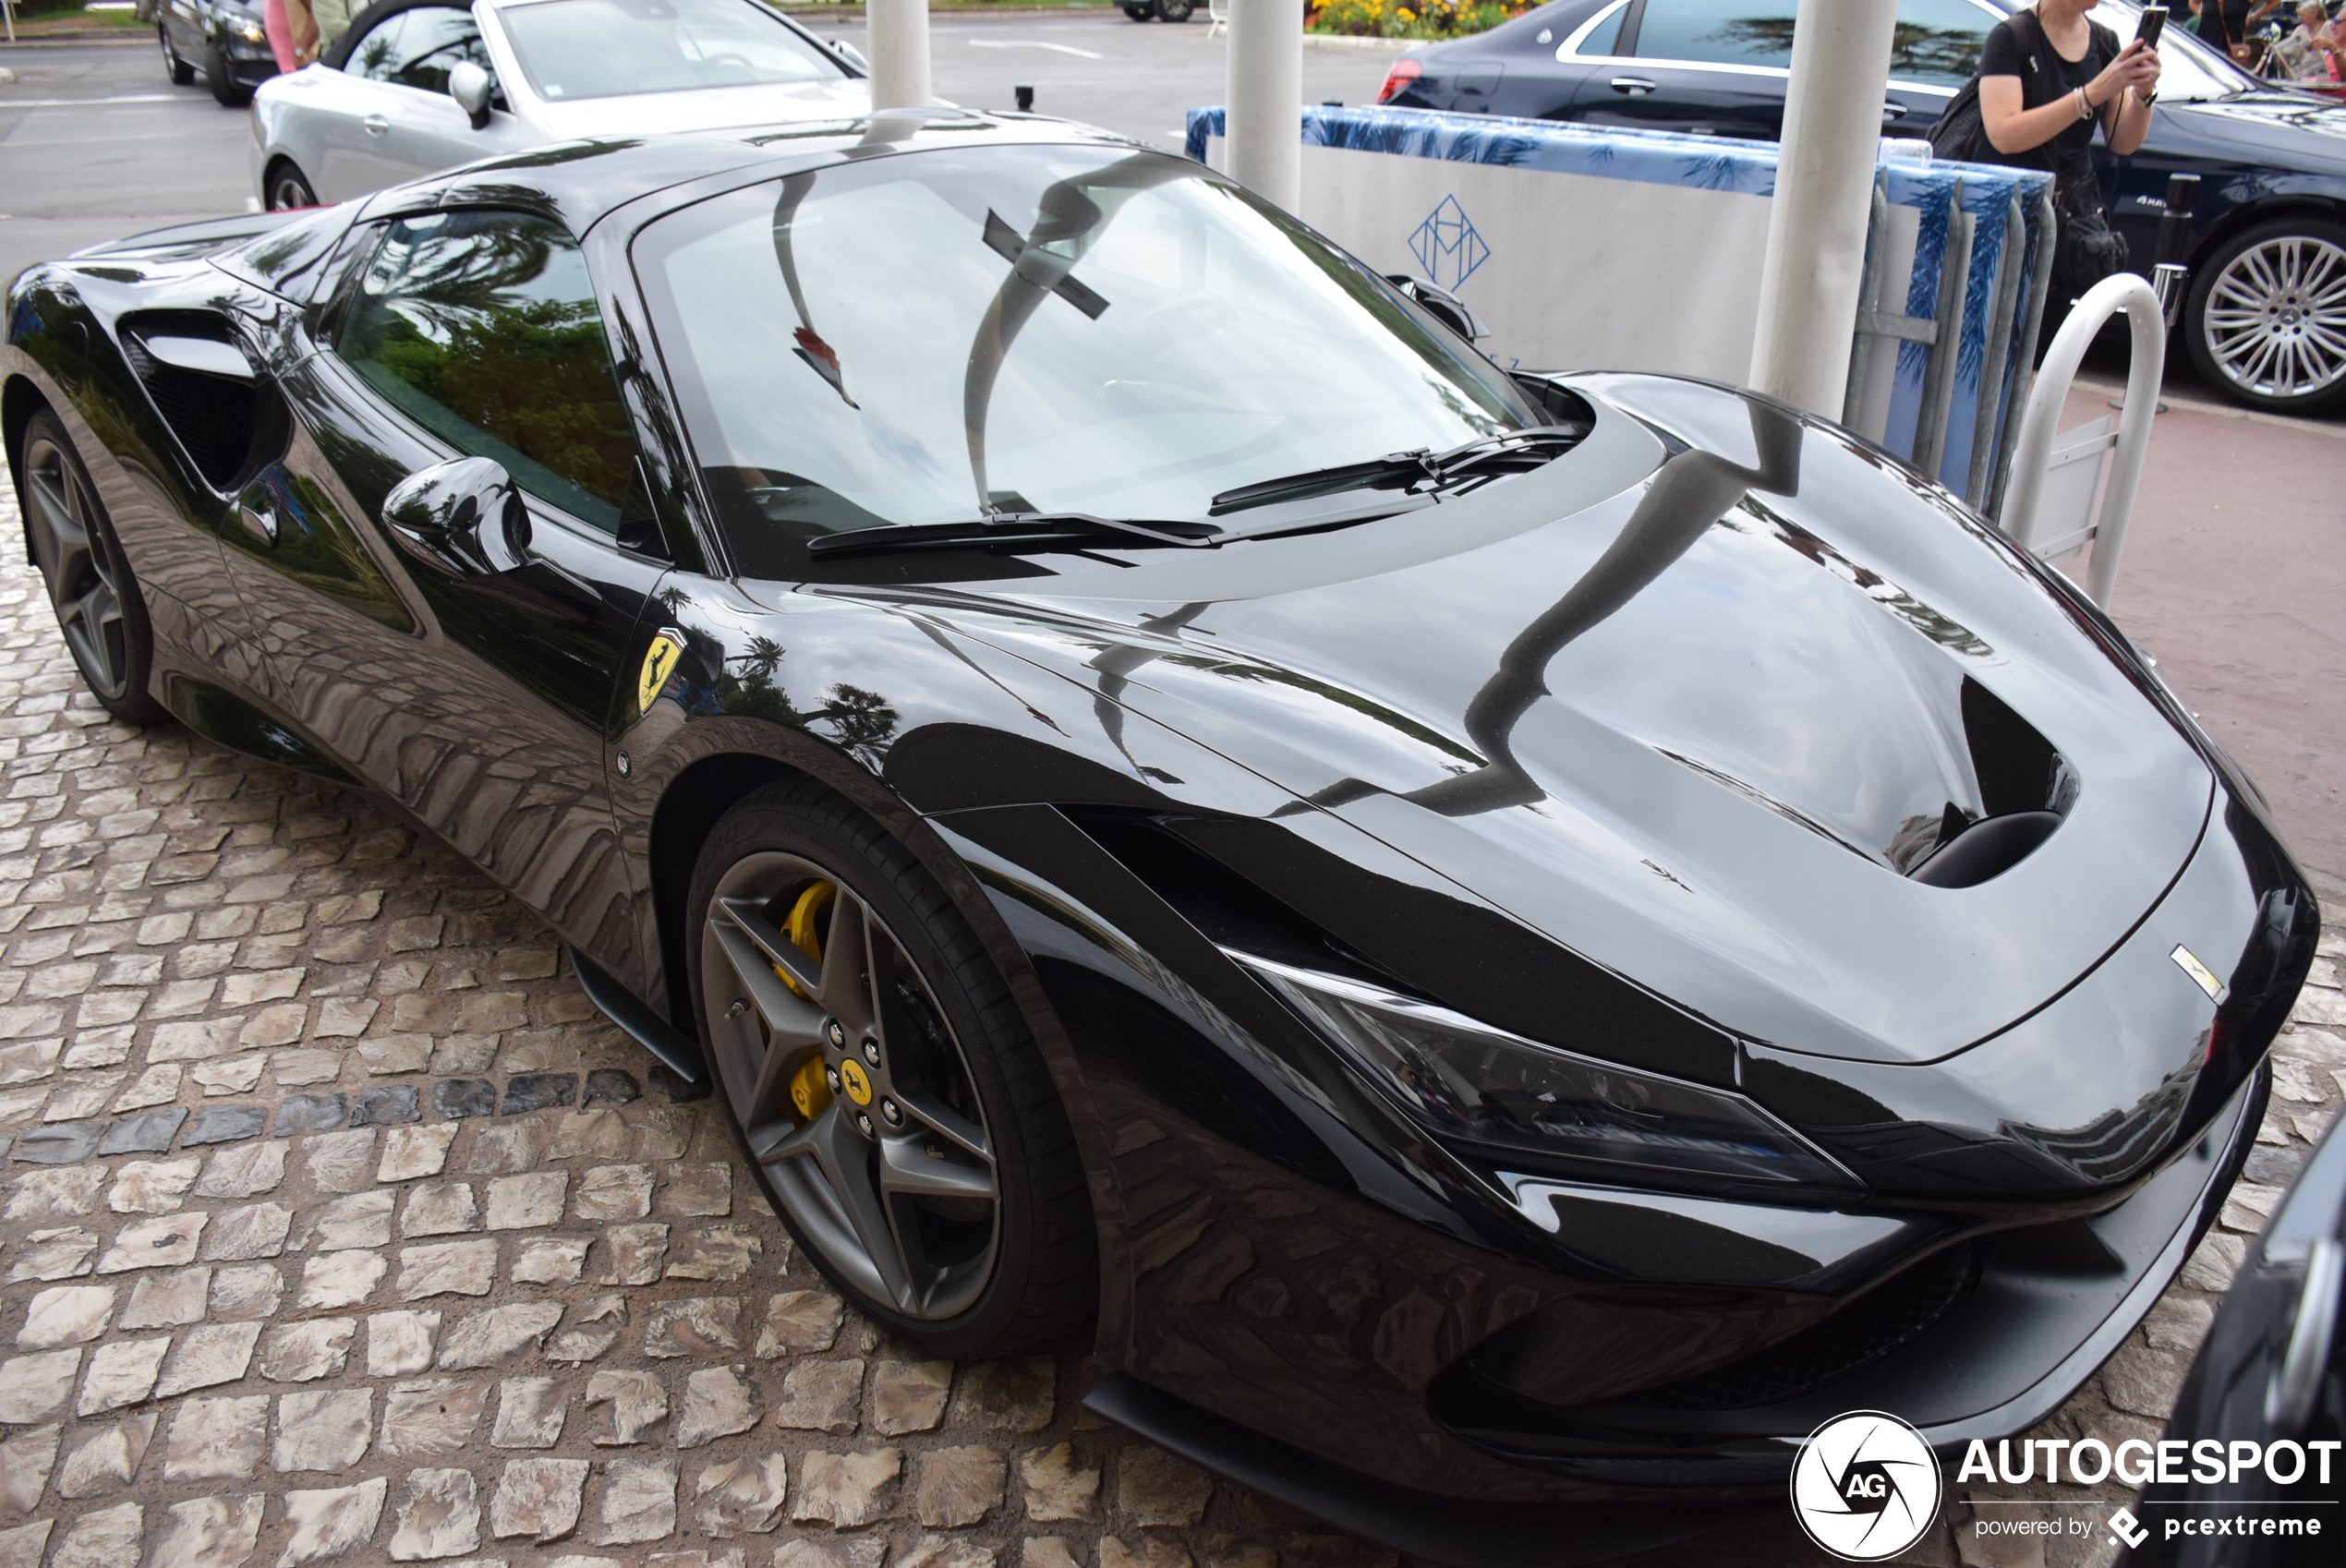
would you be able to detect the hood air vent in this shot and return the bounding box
[1901,679,2078,890]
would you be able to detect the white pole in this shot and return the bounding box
[1747,2,1899,416]
[1226,0,1302,210]
[866,0,933,112]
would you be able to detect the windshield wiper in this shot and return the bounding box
[1208,424,1590,517]
[805,512,1220,560]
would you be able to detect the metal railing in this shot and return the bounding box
[1998,272,2166,609]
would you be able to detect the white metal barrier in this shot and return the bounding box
[1996,273,2165,610]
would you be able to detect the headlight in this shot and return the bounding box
[235,19,266,42]
[1234,952,1861,1199]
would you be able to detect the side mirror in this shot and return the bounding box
[1384,273,1488,342]
[382,456,531,575]
[449,61,494,130]
[832,40,869,72]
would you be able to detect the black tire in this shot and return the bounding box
[1122,5,1155,18]
[2183,215,2346,416]
[13,412,166,727]
[263,160,319,211]
[207,41,254,107]
[686,777,1095,1358]
[161,26,197,86]
[1155,0,1196,20]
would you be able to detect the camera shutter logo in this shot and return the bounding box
[1790,1411,1943,1561]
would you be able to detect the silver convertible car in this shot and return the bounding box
[249,0,871,209]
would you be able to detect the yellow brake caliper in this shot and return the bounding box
[780,881,836,1122]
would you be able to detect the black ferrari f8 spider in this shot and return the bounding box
[1,111,2318,1564]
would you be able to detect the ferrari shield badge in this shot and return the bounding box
[2170,945,2229,1005]
[637,630,686,716]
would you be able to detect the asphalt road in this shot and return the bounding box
[0,13,1399,287]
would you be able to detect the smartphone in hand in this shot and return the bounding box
[2136,5,2168,50]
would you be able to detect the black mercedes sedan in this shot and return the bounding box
[1381,0,2346,417]
[156,0,279,107]
[0,116,2318,1563]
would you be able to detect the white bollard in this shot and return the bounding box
[1226,0,1303,211]
[1747,3,1900,417]
[866,0,934,112]
[1998,272,2164,609]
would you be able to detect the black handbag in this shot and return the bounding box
[2050,169,2130,302]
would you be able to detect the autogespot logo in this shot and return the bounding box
[1791,1412,1944,1561]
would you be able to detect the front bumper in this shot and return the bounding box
[1431,1061,2269,1487]
[1087,1064,2267,1565]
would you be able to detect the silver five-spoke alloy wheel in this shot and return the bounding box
[2199,232,2346,406]
[700,852,999,1321]
[21,425,137,706]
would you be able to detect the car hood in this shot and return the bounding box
[895,374,2215,1067]
[2164,90,2346,168]
[526,78,871,139]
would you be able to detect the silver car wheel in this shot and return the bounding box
[2201,233,2346,404]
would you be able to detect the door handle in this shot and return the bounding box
[1610,76,1656,94]
[381,456,532,576]
[1881,102,1907,120]
[363,115,390,136]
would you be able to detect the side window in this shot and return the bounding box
[346,13,413,81]
[335,210,643,534]
[1575,0,1629,56]
[1891,0,1994,86]
[1632,0,1798,68]
[387,6,497,96]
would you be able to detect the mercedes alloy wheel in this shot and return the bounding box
[15,412,163,725]
[688,778,1094,1356]
[2185,219,2346,416]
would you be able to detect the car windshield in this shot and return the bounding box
[635,142,1537,573]
[497,0,844,102]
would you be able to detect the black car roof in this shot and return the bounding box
[367,113,1148,240]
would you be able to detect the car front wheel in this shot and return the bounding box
[206,39,254,107]
[2184,216,2346,416]
[13,412,164,727]
[1155,0,1196,18]
[686,778,1095,1358]
[161,26,197,86]
[264,160,319,211]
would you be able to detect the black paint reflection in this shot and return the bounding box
[1291,401,1803,818]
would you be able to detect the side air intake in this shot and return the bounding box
[118,312,289,492]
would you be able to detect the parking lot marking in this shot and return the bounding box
[0,93,185,108]
[967,38,1106,57]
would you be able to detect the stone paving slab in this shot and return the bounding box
[0,486,2333,1568]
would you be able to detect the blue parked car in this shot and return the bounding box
[1381,0,2346,416]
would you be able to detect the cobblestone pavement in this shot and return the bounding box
[0,483,2334,1568]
